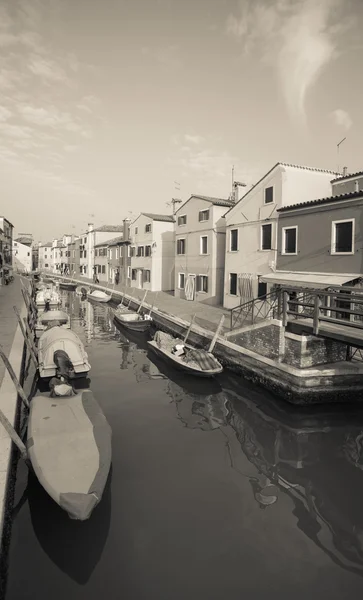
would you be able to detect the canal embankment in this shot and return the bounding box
[0,277,26,581]
[48,274,363,405]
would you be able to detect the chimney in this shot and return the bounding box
[87,222,94,232]
[123,218,131,243]
[342,166,348,177]
[355,180,359,192]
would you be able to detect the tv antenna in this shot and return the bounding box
[230,165,246,202]
[337,137,346,174]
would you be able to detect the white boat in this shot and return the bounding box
[88,289,112,303]
[113,310,152,332]
[35,310,71,339]
[36,288,60,308]
[38,326,91,379]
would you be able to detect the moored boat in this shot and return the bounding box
[35,288,60,308]
[38,326,91,379]
[113,309,152,332]
[27,388,112,520]
[88,289,112,303]
[59,280,77,291]
[76,285,90,296]
[147,331,223,378]
[35,310,71,338]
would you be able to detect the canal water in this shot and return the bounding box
[4,291,363,599]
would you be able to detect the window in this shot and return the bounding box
[264,186,274,204]
[282,227,297,254]
[178,273,185,289]
[45,255,47,259]
[127,266,131,278]
[135,227,138,235]
[145,245,152,257]
[137,246,144,257]
[127,246,131,257]
[97,265,101,273]
[84,237,87,244]
[200,236,208,254]
[178,215,187,226]
[199,209,210,222]
[196,275,208,293]
[45,263,49,268]
[145,223,152,233]
[229,273,237,295]
[109,249,113,259]
[230,229,238,252]
[143,269,151,283]
[261,223,272,250]
[130,246,135,257]
[258,281,267,299]
[73,250,75,258]
[332,219,354,254]
[131,269,137,280]
[27,252,30,256]
[101,265,105,274]
[177,238,186,255]
[84,250,87,258]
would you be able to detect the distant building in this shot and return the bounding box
[223,163,338,309]
[0,217,14,283]
[94,240,109,283]
[331,170,363,196]
[80,223,124,279]
[109,219,132,287]
[68,238,81,277]
[13,235,33,273]
[38,242,52,271]
[130,213,175,292]
[174,195,234,305]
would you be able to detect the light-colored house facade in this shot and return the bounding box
[223,163,338,309]
[13,235,33,273]
[38,242,52,271]
[0,217,14,280]
[174,195,234,305]
[94,241,109,283]
[80,223,124,279]
[130,213,175,292]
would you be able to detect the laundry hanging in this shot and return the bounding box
[238,273,255,303]
[185,275,195,301]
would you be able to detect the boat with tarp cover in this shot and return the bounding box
[38,326,91,379]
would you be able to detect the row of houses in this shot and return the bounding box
[38,162,363,310]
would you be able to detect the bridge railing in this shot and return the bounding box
[230,289,283,330]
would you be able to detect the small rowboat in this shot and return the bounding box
[59,280,77,291]
[88,290,112,303]
[147,331,223,378]
[36,289,60,308]
[113,310,152,332]
[27,388,112,520]
[38,326,91,379]
[35,310,71,338]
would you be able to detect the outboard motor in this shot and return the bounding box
[53,349,76,380]
[44,299,51,312]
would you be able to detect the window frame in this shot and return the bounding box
[200,235,208,255]
[261,223,272,251]
[178,272,185,289]
[230,228,238,252]
[282,226,298,255]
[145,223,152,233]
[198,209,210,222]
[135,227,138,235]
[143,269,151,283]
[331,218,355,255]
[176,238,186,255]
[145,245,152,257]
[264,185,274,205]
[127,266,131,279]
[196,274,208,293]
[229,273,238,296]
[177,215,187,227]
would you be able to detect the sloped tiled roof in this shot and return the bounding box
[331,170,363,183]
[141,213,175,222]
[190,195,234,207]
[93,224,124,233]
[278,190,363,212]
[40,241,52,247]
[94,234,124,248]
[224,162,339,216]
[15,236,32,245]
[52,243,66,248]
[107,235,125,247]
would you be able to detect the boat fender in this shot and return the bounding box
[53,350,76,379]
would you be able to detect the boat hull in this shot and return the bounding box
[59,282,77,291]
[88,291,111,303]
[147,340,223,378]
[114,312,151,332]
[38,326,91,379]
[27,389,112,520]
[35,310,71,338]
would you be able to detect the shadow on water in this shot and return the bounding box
[12,467,112,585]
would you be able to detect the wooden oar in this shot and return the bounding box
[183,314,196,344]
[148,292,159,316]
[208,315,225,353]
[137,290,148,314]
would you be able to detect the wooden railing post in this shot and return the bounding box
[282,291,288,327]
[313,294,322,335]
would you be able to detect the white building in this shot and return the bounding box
[13,235,33,273]
[38,241,52,272]
[79,223,124,279]
[130,213,175,291]
[223,162,338,309]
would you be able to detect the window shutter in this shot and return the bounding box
[205,277,208,293]
[196,275,200,291]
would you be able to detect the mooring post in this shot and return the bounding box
[313,295,321,335]
[208,315,225,353]
[137,291,148,314]
[13,306,38,367]
[183,314,196,344]
[148,292,159,316]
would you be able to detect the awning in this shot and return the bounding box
[260,271,362,289]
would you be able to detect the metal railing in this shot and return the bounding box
[230,290,282,330]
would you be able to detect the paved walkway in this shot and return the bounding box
[51,274,232,334]
[0,277,24,387]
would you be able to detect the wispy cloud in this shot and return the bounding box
[18,105,86,134]
[226,0,351,124]
[184,134,204,145]
[330,108,352,130]
[28,55,69,84]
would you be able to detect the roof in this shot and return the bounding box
[141,213,175,222]
[52,243,66,249]
[0,216,14,228]
[94,234,123,248]
[15,236,32,245]
[260,271,362,289]
[93,225,124,233]
[224,162,339,216]
[107,235,125,247]
[331,170,363,183]
[40,241,52,247]
[189,195,233,207]
[277,190,363,212]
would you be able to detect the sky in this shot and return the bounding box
[0,0,362,241]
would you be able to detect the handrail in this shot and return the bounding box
[230,290,281,330]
